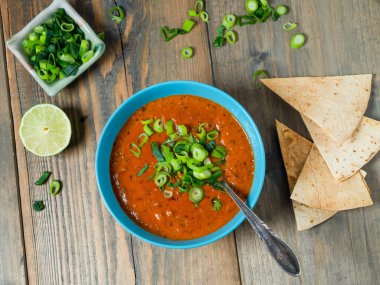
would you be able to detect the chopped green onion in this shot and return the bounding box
[153,118,164,133]
[181,47,193,59]
[49,180,62,195]
[154,172,169,187]
[144,125,154,136]
[222,14,237,29]
[225,30,236,44]
[163,190,173,199]
[98,32,105,40]
[193,169,212,180]
[290,33,306,49]
[190,144,209,162]
[156,162,172,174]
[212,198,222,211]
[81,50,94,63]
[245,0,259,13]
[177,124,188,136]
[137,164,149,177]
[151,142,165,162]
[252,69,269,89]
[29,33,38,41]
[165,120,175,135]
[189,187,204,203]
[195,0,204,14]
[110,5,125,24]
[283,22,298,31]
[275,5,288,15]
[32,201,45,212]
[206,130,219,140]
[79,40,90,57]
[189,10,197,17]
[207,171,223,183]
[130,143,141,158]
[170,159,182,171]
[182,19,195,33]
[137,133,149,148]
[34,25,44,33]
[211,145,227,159]
[58,53,76,64]
[35,171,51,185]
[60,22,74,32]
[142,118,153,125]
[161,145,174,162]
[175,151,189,162]
[200,11,209,22]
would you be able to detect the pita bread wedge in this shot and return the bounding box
[302,115,380,181]
[276,120,337,231]
[291,145,373,211]
[263,74,372,143]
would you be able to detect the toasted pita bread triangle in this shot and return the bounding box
[275,120,337,231]
[291,145,373,211]
[263,74,372,143]
[302,115,380,181]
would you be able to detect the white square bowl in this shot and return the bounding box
[6,0,105,96]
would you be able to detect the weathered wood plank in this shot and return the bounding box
[118,0,241,284]
[1,0,136,284]
[0,8,27,285]
[206,0,380,284]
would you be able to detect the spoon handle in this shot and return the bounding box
[220,181,301,277]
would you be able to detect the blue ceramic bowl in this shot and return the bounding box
[95,81,266,249]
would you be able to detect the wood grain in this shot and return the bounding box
[0,9,27,285]
[206,1,380,284]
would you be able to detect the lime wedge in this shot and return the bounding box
[19,104,72,156]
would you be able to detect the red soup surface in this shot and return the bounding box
[110,95,254,240]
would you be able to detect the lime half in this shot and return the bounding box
[19,104,72,156]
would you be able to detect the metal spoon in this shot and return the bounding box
[220,181,301,277]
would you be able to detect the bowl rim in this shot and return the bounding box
[6,0,105,96]
[95,80,266,249]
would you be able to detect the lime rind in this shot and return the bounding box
[19,104,72,156]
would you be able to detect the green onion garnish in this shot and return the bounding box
[144,125,154,136]
[182,19,195,33]
[211,146,227,159]
[189,187,204,203]
[110,5,125,24]
[212,198,222,211]
[130,143,141,158]
[225,30,237,44]
[163,190,173,199]
[81,50,94,63]
[181,47,193,60]
[137,133,149,148]
[60,23,74,32]
[35,171,51,185]
[151,142,165,162]
[137,164,149,177]
[245,0,259,13]
[206,130,219,140]
[290,33,306,49]
[177,124,188,136]
[49,180,62,195]
[275,5,288,15]
[222,14,237,29]
[33,201,45,212]
[252,69,269,89]
[154,172,169,187]
[165,120,175,135]
[282,22,298,31]
[153,118,164,133]
[190,144,209,162]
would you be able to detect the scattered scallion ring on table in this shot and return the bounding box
[35,171,51,185]
[181,47,194,59]
[275,5,288,15]
[200,11,209,22]
[49,180,62,195]
[182,19,195,33]
[222,14,237,29]
[110,5,125,24]
[290,33,306,49]
[283,22,298,31]
[22,8,95,84]
[252,69,269,89]
[194,0,205,15]
[225,30,237,44]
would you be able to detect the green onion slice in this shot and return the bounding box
[188,10,197,17]
[154,172,169,187]
[175,151,189,163]
[200,11,209,22]
[190,144,209,162]
[189,187,204,203]
[130,143,141,158]
[225,30,236,44]
[60,22,74,32]
[181,47,193,59]
[137,133,149,148]
[222,14,237,29]
[275,5,288,15]
[290,33,306,49]
[156,162,172,174]
[32,201,45,212]
[282,22,298,31]
[170,159,182,171]
[206,130,219,140]
[34,25,44,33]
[245,0,259,13]
[151,142,165,162]
[153,118,164,133]
[252,69,269,89]
[177,124,188,136]
[137,164,149,177]
[211,145,227,159]
[193,169,212,180]
[212,198,222,211]
[79,40,90,57]
[165,120,175,135]
[110,5,125,24]
[81,50,94,63]
[195,0,204,14]
[144,125,154,136]
[35,171,51,185]
[182,19,195,33]
[142,118,153,125]
[49,180,62,195]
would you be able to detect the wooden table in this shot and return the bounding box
[1,1,379,284]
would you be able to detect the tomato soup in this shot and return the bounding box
[110,95,254,240]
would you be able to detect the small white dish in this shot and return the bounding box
[6,0,105,96]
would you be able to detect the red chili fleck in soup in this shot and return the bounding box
[110,95,254,240]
